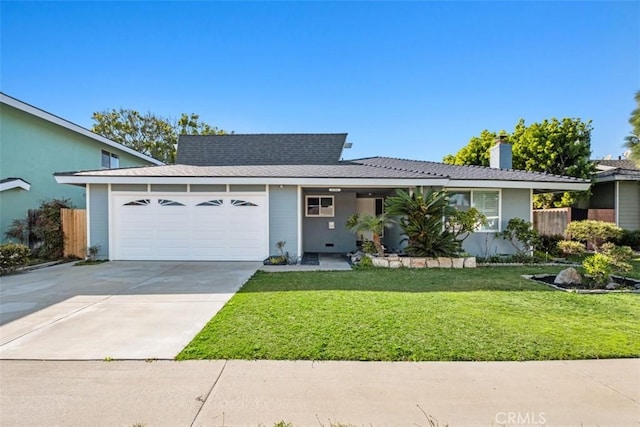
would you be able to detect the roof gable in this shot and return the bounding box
[0,92,163,166]
[176,133,348,166]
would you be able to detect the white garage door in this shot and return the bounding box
[111,193,268,261]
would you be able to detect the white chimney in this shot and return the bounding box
[490,135,512,169]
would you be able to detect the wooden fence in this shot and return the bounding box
[61,208,87,259]
[532,207,588,236]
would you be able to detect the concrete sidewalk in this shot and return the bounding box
[1,359,638,426]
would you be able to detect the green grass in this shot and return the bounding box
[177,266,640,361]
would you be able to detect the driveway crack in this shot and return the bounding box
[190,360,227,427]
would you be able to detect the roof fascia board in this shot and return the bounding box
[1,93,163,166]
[0,178,31,192]
[55,175,451,187]
[594,174,639,183]
[447,179,590,191]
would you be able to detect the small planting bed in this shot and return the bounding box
[527,273,640,293]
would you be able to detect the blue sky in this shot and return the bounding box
[1,1,638,162]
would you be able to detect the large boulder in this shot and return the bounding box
[554,267,582,285]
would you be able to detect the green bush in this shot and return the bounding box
[31,198,73,260]
[614,229,640,251]
[565,220,623,252]
[384,189,460,257]
[558,240,586,256]
[536,234,563,257]
[0,243,31,275]
[498,218,539,255]
[582,253,613,287]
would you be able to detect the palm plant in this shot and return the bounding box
[384,189,461,257]
[346,213,393,256]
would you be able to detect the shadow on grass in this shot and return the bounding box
[239,267,565,293]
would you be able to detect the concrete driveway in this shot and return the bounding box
[0,261,259,360]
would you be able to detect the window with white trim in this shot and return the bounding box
[101,150,119,168]
[448,190,500,231]
[306,196,334,217]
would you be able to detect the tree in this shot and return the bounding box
[624,90,640,164]
[443,118,594,208]
[91,109,227,163]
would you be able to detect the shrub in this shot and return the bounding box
[602,243,633,275]
[582,253,614,287]
[31,198,73,259]
[536,234,563,257]
[497,218,539,255]
[565,220,623,252]
[4,218,29,245]
[614,229,640,251]
[0,243,31,275]
[384,189,460,257]
[558,240,585,256]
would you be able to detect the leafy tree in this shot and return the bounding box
[91,109,227,163]
[624,90,640,164]
[443,118,595,208]
[564,219,623,252]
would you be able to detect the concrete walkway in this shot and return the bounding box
[1,359,637,426]
[0,261,259,360]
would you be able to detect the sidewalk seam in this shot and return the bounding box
[190,360,227,427]
[562,360,639,405]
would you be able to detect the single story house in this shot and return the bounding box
[0,93,162,242]
[587,159,640,230]
[55,134,590,261]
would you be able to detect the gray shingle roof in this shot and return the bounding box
[59,164,428,179]
[176,133,348,166]
[595,159,638,170]
[350,157,588,183]
[58,157,589,185]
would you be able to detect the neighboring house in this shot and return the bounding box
[587,159,640,230]
[0,93,163,243]
[55,134,589,261]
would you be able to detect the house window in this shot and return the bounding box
[306,196,334,217]
[448,190,500,231]
[101,150,119,168]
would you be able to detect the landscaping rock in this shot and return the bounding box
[401,257,412,268]
[372,257,389,268]
[605,282,618,290]
[463,257,477,268]
[389,260,402,269]
[387,254,400,260]
[437,257,452,268]
[451,258,464,269]
[412,257,426,268]
[426,258,439,268]
[554,267,582,285]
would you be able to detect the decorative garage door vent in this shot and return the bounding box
[123,199,150,206]
[158,199,185,206]
[196,199,223,206]
[231,199,258,207]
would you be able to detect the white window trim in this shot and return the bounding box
[305,195,335,217]
[446,188,502,232]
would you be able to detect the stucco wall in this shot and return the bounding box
[88,184,110,259]
[0,104,154,242]
[461,188,532,257]
[269,185,299,259]
[303,190,357,253]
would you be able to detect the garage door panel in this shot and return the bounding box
[112,194,267,261]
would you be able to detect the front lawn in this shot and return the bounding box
[177,267,640,361]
